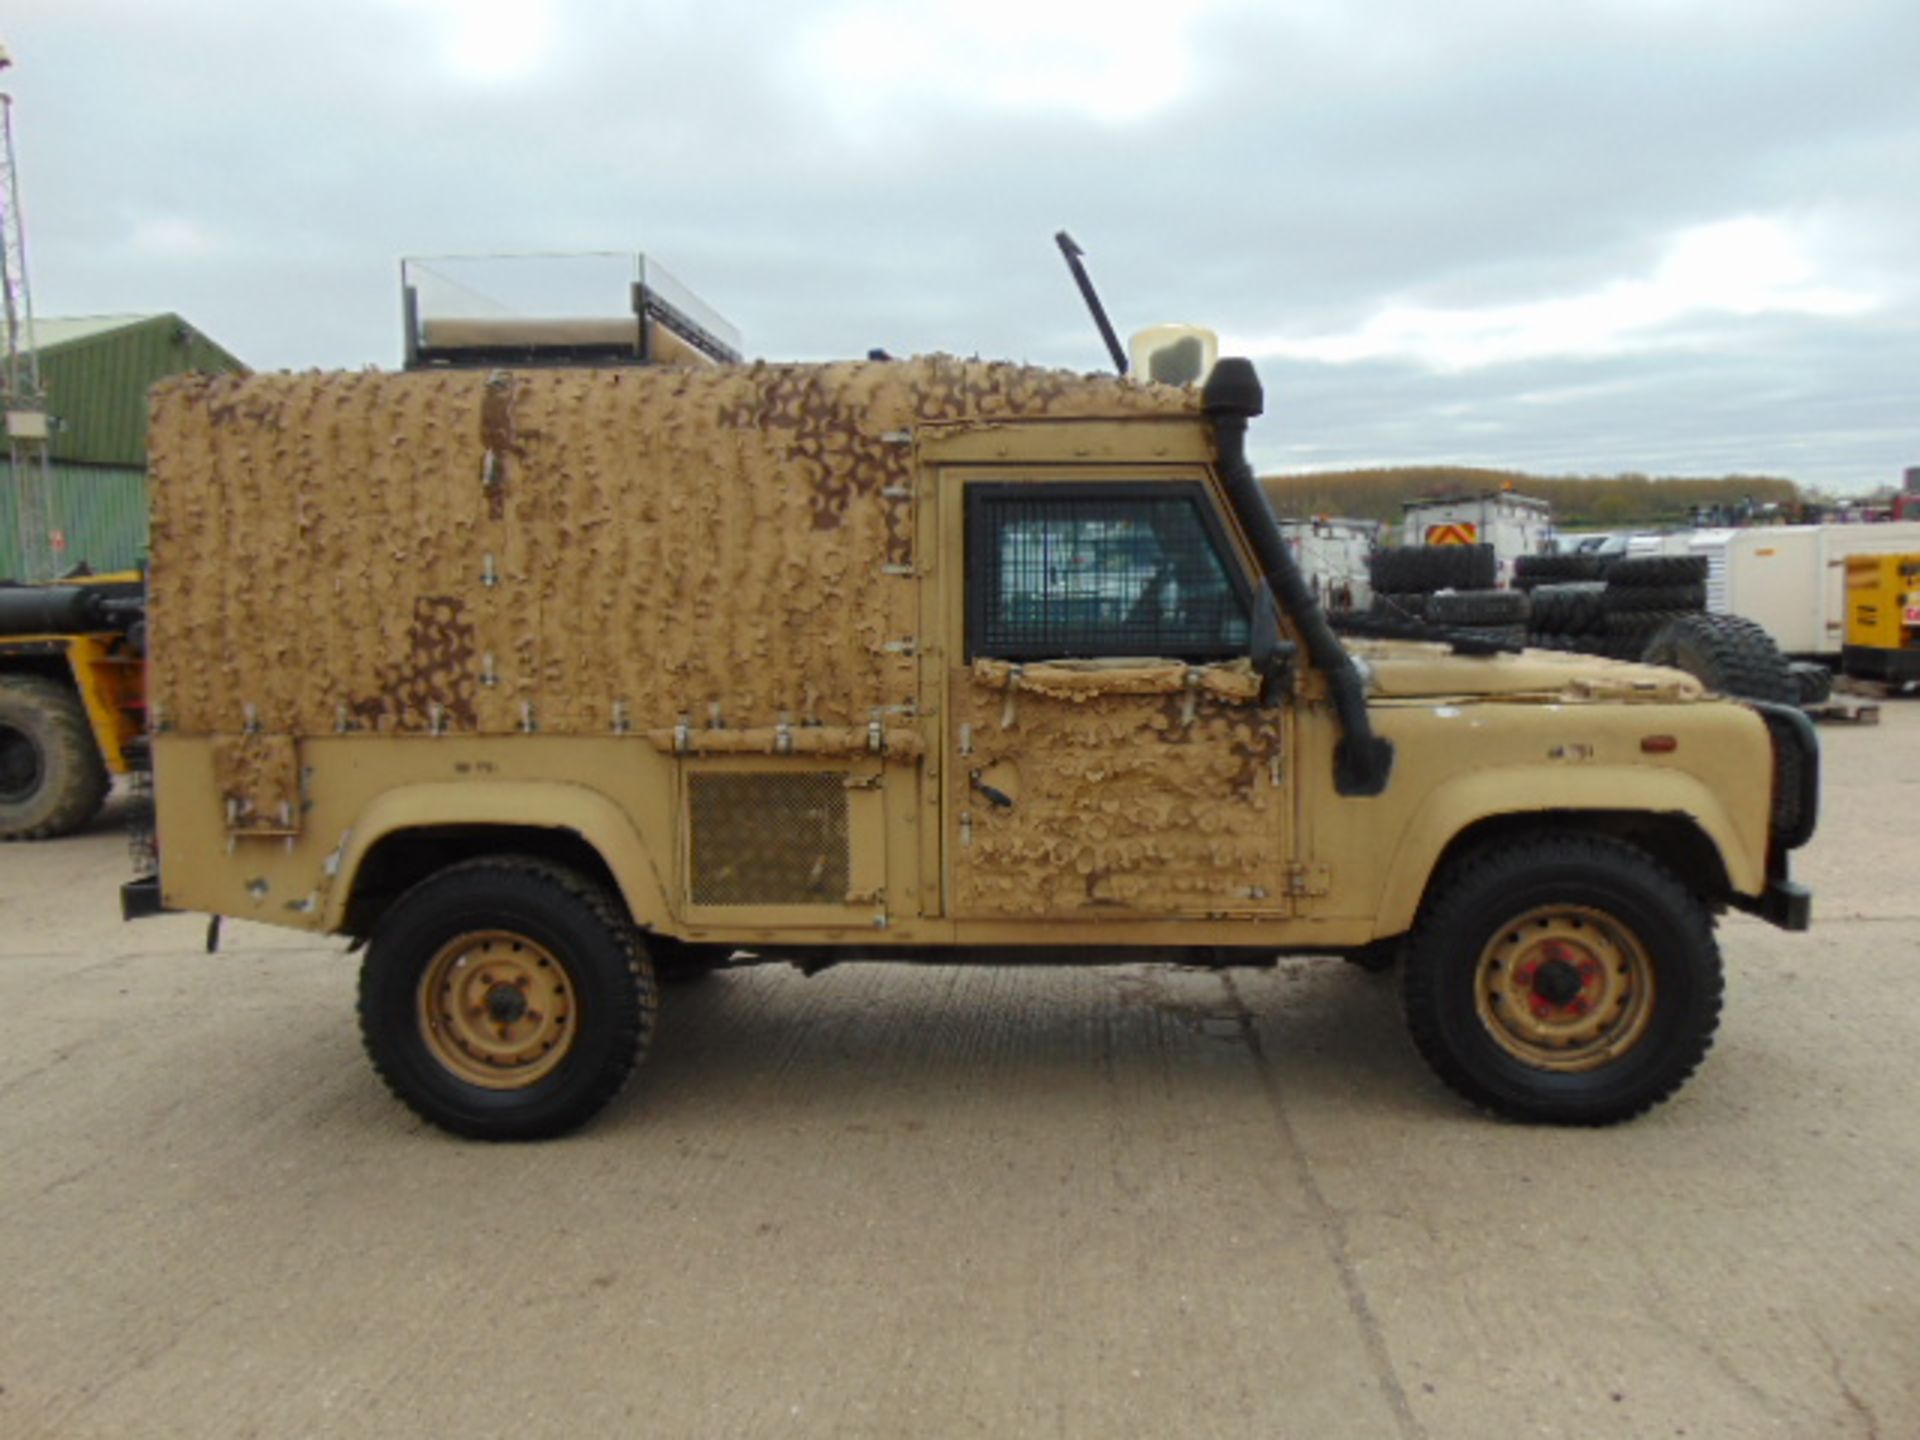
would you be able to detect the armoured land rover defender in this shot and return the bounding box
[125,346,1817,1140]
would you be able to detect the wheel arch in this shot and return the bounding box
[1373,767,1762,940]
[326,782,673,940]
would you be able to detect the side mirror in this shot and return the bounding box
[1250,587,1297,709]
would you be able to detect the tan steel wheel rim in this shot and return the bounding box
[417,931,575,1089]
[1474,904,1656,1072]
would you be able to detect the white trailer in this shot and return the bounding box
[1690,522,1920,656]
[1278,517,1378,612]
[1402,492,1553,588]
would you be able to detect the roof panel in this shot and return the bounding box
[24,314,156,353]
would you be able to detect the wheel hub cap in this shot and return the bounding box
[416,931,574,1089]
[1475,906,1656,1072]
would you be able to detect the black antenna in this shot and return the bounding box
[1054,231,1128,374]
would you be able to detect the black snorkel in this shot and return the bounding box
[1203,359,1393,797]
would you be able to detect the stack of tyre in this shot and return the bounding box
[1592,555,1710,661]
[1518,553,1711,659]
[1514,553,1608,655]
[1367,544,1528,643]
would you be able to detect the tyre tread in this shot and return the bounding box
[357,855,656,1140]
[0,674,111,841]
[1401,834,1722,1125]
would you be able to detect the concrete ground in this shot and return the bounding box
[1,710,1916,1440]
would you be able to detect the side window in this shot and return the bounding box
[967,483,1253,661]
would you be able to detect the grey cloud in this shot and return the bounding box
[10,0,1917,490]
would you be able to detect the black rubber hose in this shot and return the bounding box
[1203,359,1392,796]
[0,585,96,637]
[0,581,144,638]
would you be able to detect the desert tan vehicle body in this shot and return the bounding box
[137,356,1816,1137]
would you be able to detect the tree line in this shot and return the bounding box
[1260,466,1802,530]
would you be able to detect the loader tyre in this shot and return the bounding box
[0,674,110,841]
[1639,613,1797,704]
[359,857,656,1140]
[1402,835,1721,1125]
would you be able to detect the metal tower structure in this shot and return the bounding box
[1,47,55,583]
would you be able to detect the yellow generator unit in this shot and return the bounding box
[1842,552,1920,683]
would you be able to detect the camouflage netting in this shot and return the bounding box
[949,674,1287,917]
[146,359,1196,741]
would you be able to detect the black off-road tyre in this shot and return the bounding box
[1789,660,1833,707]
[1527,583,1605,637]
[1427,588,1529,628]
[1603,582,1707,614]
[1370,544,1496,595]
[1514,553,1605,588]
[1368,591,1428,622]
[1639,613,1797,703]
[1604,608,1690,638]
[0,674,111,841]
[1402,835,1722,1124]
[359,857,656,1140]
[1605,554,1708,589]
[1367,548,1428,594]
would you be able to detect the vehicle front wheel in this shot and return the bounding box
[358,858,656,1140]
[1402,835,1722,1125]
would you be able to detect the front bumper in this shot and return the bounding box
[1732,877,1811,932]
[1741,701,1820,931]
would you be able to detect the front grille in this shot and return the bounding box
[688,771,850,906]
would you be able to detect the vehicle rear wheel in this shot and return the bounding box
[1402,835,1721,1124]
[0,674,110,841]
[359,857,656,1140]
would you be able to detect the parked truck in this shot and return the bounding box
[1401,490,1553,588]
[127,352,1817,1140]
[1688,521,1920,657]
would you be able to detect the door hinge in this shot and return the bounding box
[1286,863,1331,897]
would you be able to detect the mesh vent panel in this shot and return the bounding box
[689,772,850,906]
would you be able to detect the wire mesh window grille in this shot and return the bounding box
[969,486,1252,660]
[688,771,850,906]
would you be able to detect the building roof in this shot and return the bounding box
[25,314,157,353]
[18,313,248,467]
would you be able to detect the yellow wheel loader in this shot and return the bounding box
[0,572,146,840]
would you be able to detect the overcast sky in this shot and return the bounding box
[7,0,1916,492]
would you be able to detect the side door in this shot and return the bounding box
[941,472,1294,922]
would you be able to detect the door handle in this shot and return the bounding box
[969,770,1014,809]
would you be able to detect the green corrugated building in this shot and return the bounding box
[2,314,247,579]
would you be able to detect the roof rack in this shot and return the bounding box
[400,253,742,371]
